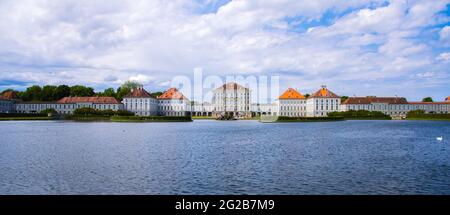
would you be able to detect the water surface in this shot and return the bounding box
[0,120,449,194]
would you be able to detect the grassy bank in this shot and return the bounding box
[406,111,450,121]
[192,116,215,120]
[111,116,192,122]
[277,116,345,122]
[328,110,391,120]
[240,117,261,120]
[260,116,345,123]
[0,113,56,121]
[0,117,55,121]
[64,115,112,121]
[406,118,450,121]
[343,116,392,120]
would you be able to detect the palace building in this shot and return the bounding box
[341,96,450,116]
[212,82,251,118]
[306,86,340,117]
[3,83,449,119]
[16,96,123,114]
[341,97,409,116]
[157,88,190,116]
[123,86,158,116]
[278,88,307,117]
[0,91,18,113]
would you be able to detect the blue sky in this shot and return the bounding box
[0,0,449,101]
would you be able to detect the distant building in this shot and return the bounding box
[341,96,450,116]
[212,82,251,118]
[306,86,340,117]
[16,96,122,114]
[157,88,190,116]
[406,101,450,114]
[123,86,158,116]
[278,88,306,117]
[341,96,409,116]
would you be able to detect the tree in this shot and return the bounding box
[122,80,141,89]
[304,93,310,98]
[54,85,71,100]
[151,91,163,98]
[422,97,433,102]
[21,85,42,101]
[117,80,142,100]
[41,85,57,101]
[341,96,349,103]
[70,85,95,97]
[1,88,14,94]
[101,88,116,97]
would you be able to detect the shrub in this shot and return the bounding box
[328,110,391,119]
[73,107,99,116]
[406,110,425,117]
[72,108,135,117]
[0,113,47,117]
[406,110,450,120]
[277,116,344,121]
[111,116,192,122]
[116,110,135,116]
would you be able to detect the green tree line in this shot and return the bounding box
[1,81,163,102]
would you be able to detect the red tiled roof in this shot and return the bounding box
[215,82,249,91]
[0,91,18,100]
[408,102,450,105]
[309,86,339,98]
[446,96,450,102]
[279,88,305,99]
[342,97,408,105]
[56,97,120,104]
[157,88,187,100]
[124,87,154,98]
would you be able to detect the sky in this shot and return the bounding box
[0,0,449,101]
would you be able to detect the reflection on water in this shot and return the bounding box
[0,120,449,194]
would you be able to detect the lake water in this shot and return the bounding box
[0,120,449,194]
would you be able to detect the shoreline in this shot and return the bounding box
[1,116,450,122]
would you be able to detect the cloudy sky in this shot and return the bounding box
[0,0,449,101]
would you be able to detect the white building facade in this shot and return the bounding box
[306,86,341,117]
[212,82,251,118]
[0,99,15,113]
[157,88,190,116]
[190,102,214,117]
[278,88,307,117]
[0,91,17,113]
[123,86,158,116]
[341,96,450,116]
[16,97,123,114]
[251,103,278,116]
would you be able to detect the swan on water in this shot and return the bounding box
[436,136,443,141]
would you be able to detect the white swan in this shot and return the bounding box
[436,136,443,141]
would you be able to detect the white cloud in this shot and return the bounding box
[0,0,449,100]
[440,26,450,46]
[437,52,450,61]
[128,74,154,84]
